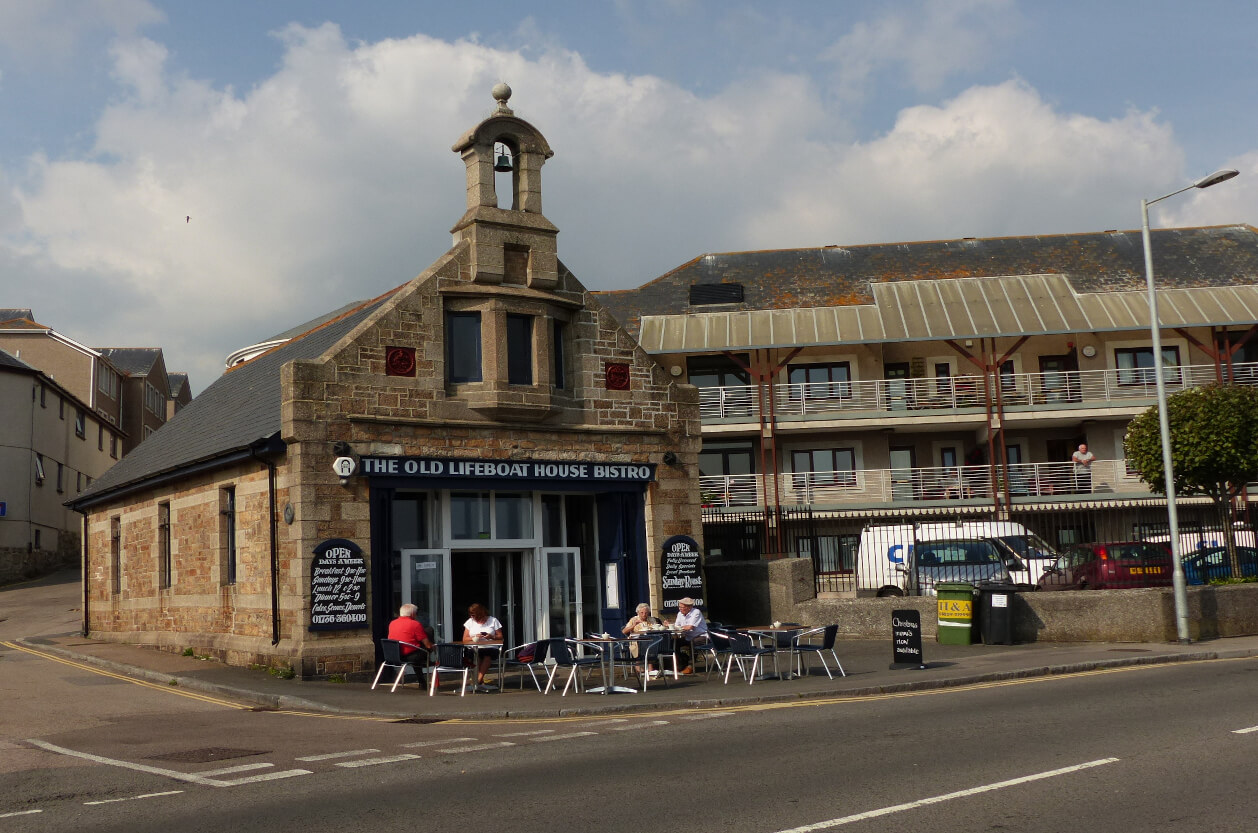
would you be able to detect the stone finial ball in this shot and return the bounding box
[491,82,512,103]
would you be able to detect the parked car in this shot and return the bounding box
[859,520,1050,596]
[1036,542,1172,590]
[901,537,1025,596]
[1181,545,1258,585]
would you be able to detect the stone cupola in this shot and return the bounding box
[450,83,560,289]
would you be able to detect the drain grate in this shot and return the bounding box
[392,717,447,724]
[147,747,268,763]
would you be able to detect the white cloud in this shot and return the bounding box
[5,23,1257,392]
[0,0,163,66]
[826,0,1019,98]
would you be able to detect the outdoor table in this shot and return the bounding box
[743,626,802,680]
[455,640,504,691]
[578,636,640,695]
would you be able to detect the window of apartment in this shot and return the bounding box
[56,462,64,493]
[98,366,120,399]
[75,409,86,439]
[76,472,83,492]
[699,442,757,505]
[1116,346,1180,385]
[144,426,154,439]
[940,447,959,469]
[792,448,858,487]
[34,529,41,550]
[39,385,46,408]
[110,435,118,459]
[98,424,104,450]
[687,355,750,388]
[221,487,237,585]
[552,319,566,390]
[934,362,953,396]
[506,314,533,385]
[110,516,122,594]
[158,502,172,589]
[145,382,165,417]
[445,311,482,383]
[788,362,852,400]
[999,360,1017,391]
[34,454,45,485]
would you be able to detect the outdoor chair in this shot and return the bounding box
[641,633,679,689]
[371,639,429,693]
[542,638,603,696]
[702,629,734,680]
[428,642,471,697]
[502,640,549,691]
[724,631,777,684]
[790,625,845,679]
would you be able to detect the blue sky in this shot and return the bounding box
[2,1,1256,391]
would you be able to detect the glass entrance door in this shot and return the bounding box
[401,549,451,642]
[538,548,583,639]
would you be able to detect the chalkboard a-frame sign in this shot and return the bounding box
[309,538,369,631]
[891,608,926,669]
[660,534,704,612]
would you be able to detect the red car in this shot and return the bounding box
[1036,542,1173,590]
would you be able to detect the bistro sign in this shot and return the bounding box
[357,455,655,483]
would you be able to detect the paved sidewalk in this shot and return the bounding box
[17,630,1258,721]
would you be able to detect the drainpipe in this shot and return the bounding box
[81,512,90,637]
[249,437,282,646]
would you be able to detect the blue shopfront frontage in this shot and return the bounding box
[362,455,655,650]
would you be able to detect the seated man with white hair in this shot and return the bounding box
[670,597,707,675]
[387,603,434,661]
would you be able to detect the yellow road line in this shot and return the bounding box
[2,641,250,710]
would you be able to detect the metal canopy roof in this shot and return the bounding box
[635,274,1258,353]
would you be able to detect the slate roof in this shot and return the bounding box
[0,309,34,324]
[168,372,190,397]
[96,347,162,376]
[71,294,394,508]
[0,348,36,372]
[595,225,1258,341]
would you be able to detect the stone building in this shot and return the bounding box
[70,87,703,677]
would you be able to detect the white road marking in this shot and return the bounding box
[196,763,275,776]
[495,729,555,737]
[436,742,516,754]
[0,810,43,818]
[679,711,734,720]
[1232,725,1258,734]
[400,737,478,748]
[772,758,1121,833]
[335,753,422,768]
[84,790,184,805]
[610,720,670,731]
[530,732,597,742]
[212,770,312,786]
[570,718,627,727]
[27,740,310,788]
[296,748,380,761]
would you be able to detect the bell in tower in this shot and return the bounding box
[450,84,559,288]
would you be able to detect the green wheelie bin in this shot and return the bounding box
[935,582,976,645]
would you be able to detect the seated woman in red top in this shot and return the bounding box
[387,603,434,658]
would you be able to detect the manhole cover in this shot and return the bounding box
[147,747,268,763]
[392,718,446,724]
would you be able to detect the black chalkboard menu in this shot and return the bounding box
[892,608,925,668]
[660,534,704,613]
[309,538,369,631]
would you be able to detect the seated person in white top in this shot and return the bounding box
[622,602,663,676]
[462,603,504,689]
[669,597,707,674]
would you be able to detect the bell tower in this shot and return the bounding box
[450,83,559,288]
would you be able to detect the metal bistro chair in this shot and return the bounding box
[428,643,472,697]
[502,640,549,691]
[542,638,603,696]
[702,628,733,680]
[371,639,430,692]
[723,631,777,685]
[790,624,846,679]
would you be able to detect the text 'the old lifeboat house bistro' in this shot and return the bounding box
[69,86,702,678]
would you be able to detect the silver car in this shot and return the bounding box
[901,537,1025,596]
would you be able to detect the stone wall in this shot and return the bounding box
[762,556,1258,643]
[0,535,78,586]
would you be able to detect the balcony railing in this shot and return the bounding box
[697,361,1258,422]
[699,459,1149,508]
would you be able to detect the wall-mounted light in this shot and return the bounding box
[662,451,679,467]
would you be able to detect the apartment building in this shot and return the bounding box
[96,348,174,454]
[0,350,125,583]
[597,226,1258,572]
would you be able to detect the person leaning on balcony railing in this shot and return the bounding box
[1071,443,1095,493]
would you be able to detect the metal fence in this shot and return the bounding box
[703,498,1258,597]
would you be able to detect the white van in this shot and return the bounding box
[857,520,1058,596]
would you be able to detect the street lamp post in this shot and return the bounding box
[1140,168,1238,644]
